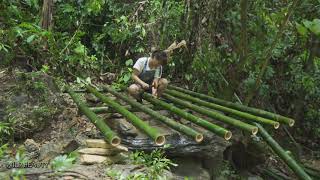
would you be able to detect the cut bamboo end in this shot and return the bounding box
[224,131,232,140]
[195,134,204,143]
[289,120,295,127]
[273,122,280,129]
[252,127,258,135]
[155,136,166,146]
[110,137,121,146]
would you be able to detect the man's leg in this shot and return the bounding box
[128,84,143,100]
[157,78,168,96]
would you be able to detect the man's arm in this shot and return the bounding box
[131,69,149,89]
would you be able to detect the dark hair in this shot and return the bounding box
[151,50,168,65]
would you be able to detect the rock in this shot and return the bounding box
[24,139,40,152]
[171,156,210,180]
[85,139,114,149]
[62,175,74,180]
[116,145,128,152]
[85,139,128,152]
[24,139,40,159]
[62,140,80,154]
[104,117,138,137]
[106,164,174,179]
[78,148,119,156]
[80,154,108,165]
[39,138,79,161]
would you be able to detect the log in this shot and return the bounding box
[165,89,280,129]
[103,85,203,143]
[162,93,258,135]
[66,87,121,146]
[168,85,294,126]
[143,93,232,140]
[86,85,165,146]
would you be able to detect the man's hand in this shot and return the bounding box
[141,82,150,90]
[152,79,159,97]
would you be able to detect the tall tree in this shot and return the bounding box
[239,0,248,66]
[40,0,54,30]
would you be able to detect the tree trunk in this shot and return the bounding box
[40,0,54,30]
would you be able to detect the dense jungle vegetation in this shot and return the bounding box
[0,0,320,179]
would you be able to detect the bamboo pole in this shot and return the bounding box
[66,87,121,146]
[86,85,165,146]
[143,93,232,140]
[165,89,280,129]
[162,93,258,135]
[168,85,294,126]
[103,85,203,143]
[255,123,312,180]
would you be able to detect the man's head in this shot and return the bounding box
[151,50,168,67]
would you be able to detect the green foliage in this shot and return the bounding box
[0,123,13,144]
[0,144,8,159]
[129,148,177,180]
[112,59,133,90]
[8,146,29,180]
[50,152,78,172]
[106,147,176,180]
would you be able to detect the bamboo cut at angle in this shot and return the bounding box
[143,93,232,140]
[102,85,203,143]
[86,85,165,146]
[162,93,258,135]
[168,85,294,127]
[165,89,280,129]
[66,87,121,146]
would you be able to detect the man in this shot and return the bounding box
[128,50,168,102]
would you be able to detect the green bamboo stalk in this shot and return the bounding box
[168,85,294,126]
[90,107,111,113]
[255,123,312,180]
[86,85,165,146]
[66,86,121,146]
[89,105,155,114]
[165,89,280,129]
[103,85,203,143]
[143,93,232,140]
[162,93,258,135]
